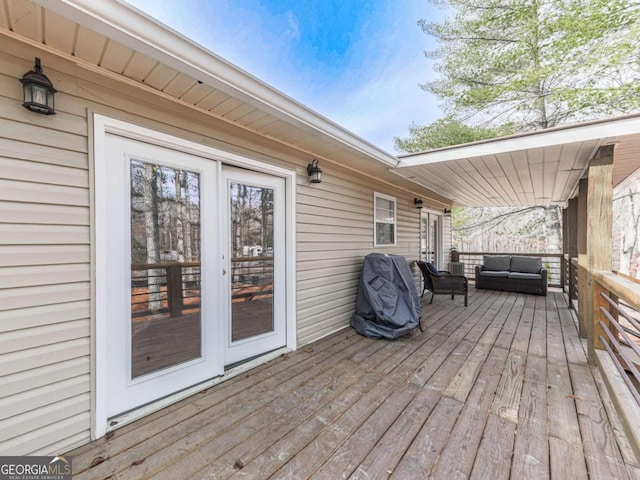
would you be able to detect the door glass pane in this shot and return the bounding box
[130,160,202,378]
[230,182,274,341]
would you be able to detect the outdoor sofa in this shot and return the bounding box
[475,255,547,296]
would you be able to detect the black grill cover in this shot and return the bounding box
[350,253,422,339]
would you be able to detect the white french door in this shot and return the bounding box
[100,134,223,420]
[95,118,293,434]
[222,167,286,365]
[421,211,442,268]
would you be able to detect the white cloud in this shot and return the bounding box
[285,11,301,42]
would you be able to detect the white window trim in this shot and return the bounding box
[373,192,397,247]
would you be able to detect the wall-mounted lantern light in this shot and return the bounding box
[307,159,322,183]
[414,198,424,209]
[21,58,56,115]
[444,208,452,217]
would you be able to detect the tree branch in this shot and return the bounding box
[453,207,543,232]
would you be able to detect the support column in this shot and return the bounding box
[585,145,614,364]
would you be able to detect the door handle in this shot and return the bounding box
[222,268,227,275]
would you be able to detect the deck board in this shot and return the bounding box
[67,290,640,479]
[510,355,550,480]
[469,413,516,480]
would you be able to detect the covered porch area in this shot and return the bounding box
[68,288,638,479]
[395,113,640,468]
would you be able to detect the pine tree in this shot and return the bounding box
[421,0,640,129]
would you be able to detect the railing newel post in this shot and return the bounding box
[167,263,184,317]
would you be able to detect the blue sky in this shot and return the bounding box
[125,0,445,152]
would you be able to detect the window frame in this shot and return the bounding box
[373,192,397,247]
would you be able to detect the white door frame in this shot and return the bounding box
[93,114,297,438]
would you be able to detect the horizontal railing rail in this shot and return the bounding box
[455,251,564,288]
[598,292,640,405]
[131,262,202,318]
[231,256,274,301]
[592,271,640,409]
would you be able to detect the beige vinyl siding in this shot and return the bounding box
[0,39,430,454]
[0,48,91,455]
[297,176,421,343]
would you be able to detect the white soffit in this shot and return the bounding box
[393,114,640,207]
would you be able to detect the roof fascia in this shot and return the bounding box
[397,114,640,168]
[33,0,398,167]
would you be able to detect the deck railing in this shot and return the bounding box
[456,251,564,288]
[131,256,273,318]
[594,275,640,403]
[131,262,201,318]
[589,270,640,452]
[230,256,274,300]
[563,255,579,311]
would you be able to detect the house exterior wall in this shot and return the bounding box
[0,40,439,455]
[0,47,92,456]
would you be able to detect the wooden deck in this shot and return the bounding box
[68,289,640,479]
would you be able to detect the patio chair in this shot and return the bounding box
[417,261,468,307]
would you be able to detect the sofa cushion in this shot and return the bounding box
[510,256,542,274]
[508,272,542,280]
[426,262,440,276]
[479,270,510,278]
[483,255,511,271]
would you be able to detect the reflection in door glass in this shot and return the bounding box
[130,160,202,378]
[230,183,274,341]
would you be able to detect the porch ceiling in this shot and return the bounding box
[394,114,640,207]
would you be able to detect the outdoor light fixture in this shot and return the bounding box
[20,58,56,115]
[307,159,322,183]
[444,208,452,217]
[414,198,424,209]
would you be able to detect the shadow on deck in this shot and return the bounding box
[68,289,640,479]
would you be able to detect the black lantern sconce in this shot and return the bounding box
[307,159,323,184]
[414,198,424,209]
[444,208,452,217]
[21,58,56,115]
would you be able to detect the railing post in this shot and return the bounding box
[585,145,614,364]
[568,258,574,309]
[167,263,183,317]
[578,261,589,338]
